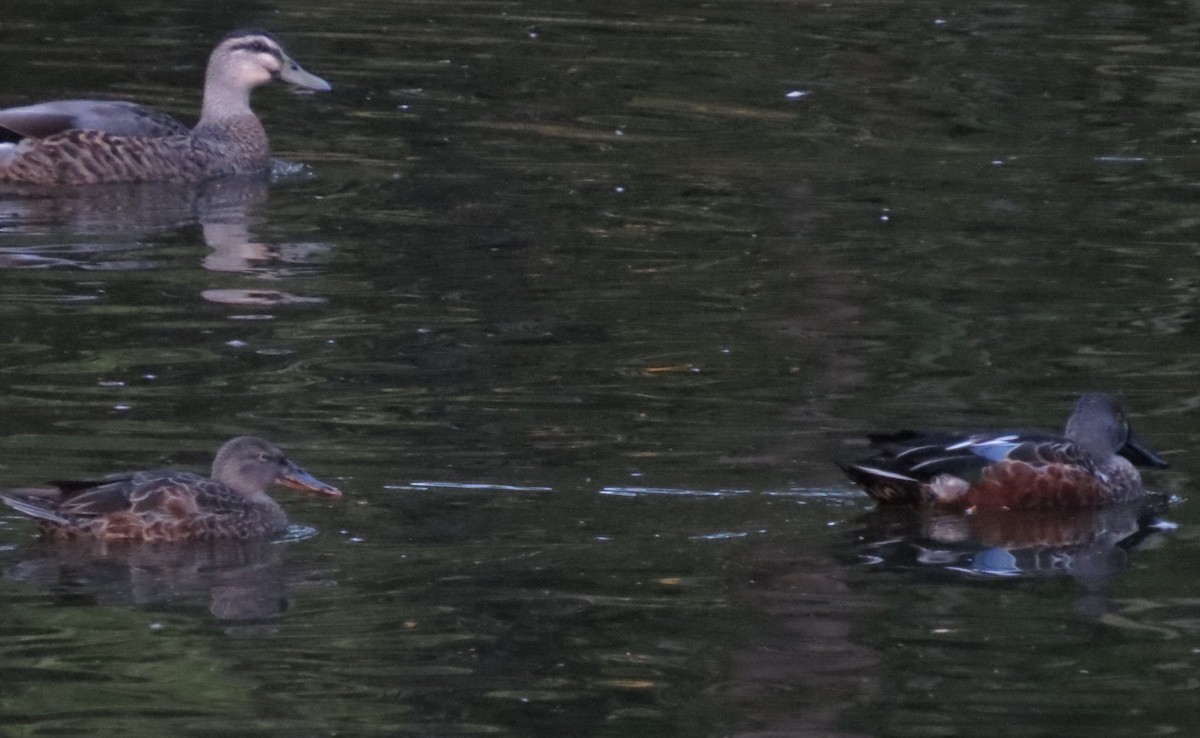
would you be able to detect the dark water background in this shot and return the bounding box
[2,1,1200,736]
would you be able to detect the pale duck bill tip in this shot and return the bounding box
[280,59,332,92]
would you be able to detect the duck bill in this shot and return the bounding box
[278,461,342,498]
[278,55,332,92]
[1120,431,1170,469]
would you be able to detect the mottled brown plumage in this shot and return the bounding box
[839,394,1169,510]
[0,437,341,541]
[0,30,330,184]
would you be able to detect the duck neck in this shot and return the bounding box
[198,53,259,125]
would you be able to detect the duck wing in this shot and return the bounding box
[848,430,1085,485]
[0,100,190,140]
[0,475,139,524]
[967,437,1090,468]
[2,471,281,541]
[51,471,252,520]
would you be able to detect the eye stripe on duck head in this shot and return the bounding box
[227,41,283,62]
[221,30,284,60]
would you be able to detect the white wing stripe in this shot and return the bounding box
[850,465,918,482]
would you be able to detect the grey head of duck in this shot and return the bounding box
[1064,393,1168,469]
[212,436,342,499]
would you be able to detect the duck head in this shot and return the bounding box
[212,436,342,499]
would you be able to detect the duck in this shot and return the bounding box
[838,393,1169,510]
[0,29,330,185]
[0,436,342,541]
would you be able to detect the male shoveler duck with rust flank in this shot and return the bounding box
[0,437,341,541]
[839,394,1169,510]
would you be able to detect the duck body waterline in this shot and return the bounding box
[0,30,330,185]
[839,394,1169,510]
[0,437,342,542]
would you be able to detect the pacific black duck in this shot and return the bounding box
[0,30,330,184]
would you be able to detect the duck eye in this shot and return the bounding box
[258,453,271,462]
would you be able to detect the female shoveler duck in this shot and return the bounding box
[0,30,330,184]
[839,394,1169,510]
[0,437,341,541]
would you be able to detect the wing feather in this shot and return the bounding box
[0,101,190,139]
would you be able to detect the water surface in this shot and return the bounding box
[1,1,1200,736]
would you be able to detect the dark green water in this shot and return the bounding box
[1,1,1200,736]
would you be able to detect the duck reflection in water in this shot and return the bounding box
[3,538,304,624]
[846,497,1172,588]
[837,393,1176,616]
[0,437,341,623]
[0,175,333,304]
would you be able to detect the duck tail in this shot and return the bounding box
[837,462,926,505]
[0,490,70,525]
